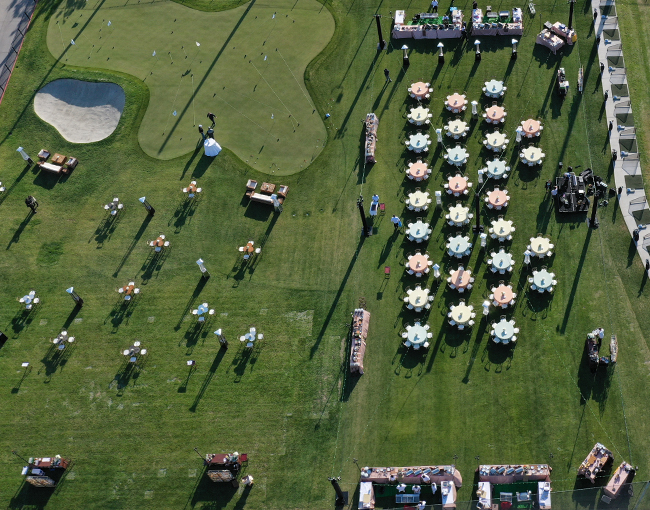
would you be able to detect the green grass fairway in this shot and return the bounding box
[1,0,650,508]
[46,0,334,173]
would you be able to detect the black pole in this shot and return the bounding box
[357,196,370,237]
[472,192,483,233]
[590,194,599,228]
[375,15,386,50]
[568,0,576,30]
[12,450,32,465]
[328,477,346,506]
[193,447,205,462]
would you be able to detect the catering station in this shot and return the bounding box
[360,464,462,508]
[392,9,465,39]
[20,455,70,487]
[204,451,243,485]
[554,171,590,213]
[578,443,614,484]
[470,8,523,36]
[603,462,636,502]
[477,464,552,509]
[350,308,370,375]
[536,20,577,54]
[364,113,379,164]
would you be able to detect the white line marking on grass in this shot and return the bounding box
[157,468,167,477]
[39,319,48,325]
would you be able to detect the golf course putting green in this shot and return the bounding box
[47,0,334,174]
[34,79,125,143]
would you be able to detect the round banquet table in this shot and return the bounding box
[486,160,508,178]
[411,82,429,100]
[486,132,506,149]
[486,105,506,122]
[485,80,504,96]
[522,146,543,163]
[448,205,469,224]
[447,93,466,111]
[450,269,471,289]
[533,269,554,290]
[448,235,470,257]
[407,323,428,346]
[408,254,429,272]
[408,221,430,241]
[408,162,429,179]
[491,251,513,271]
[448,119,468,137]
[410,106,429,123]
[408,191,429,209]
[448,175,468,193]
[446,147,468,165]
[522,119,541,137]
[493,319,515,342]
[493,285,514,305]
[408,288,429,308]
[450,304,473,325]
[408,133,429,151]
[487,189,508,207]
[491,218,513,237]
[530,237,551,256]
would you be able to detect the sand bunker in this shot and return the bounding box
[34,79,125,143]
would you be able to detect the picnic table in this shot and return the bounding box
[447,204,472,226]
[484,105,506,123]
[183,180,202,197]
[118,282,138,300]
[484,80,505,98]
[522,119,542,137]
[445,146,469,166]
[486,188,509,209]
[446,119,469,139]
[489,249,514,273]
[485,159,509,179]
[407,161,430,181]
[521,146,545,165]
[407,221,431,243]
[447,235,472,258]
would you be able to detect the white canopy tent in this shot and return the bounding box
[204,138,222,157]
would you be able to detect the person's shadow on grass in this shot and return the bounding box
[6,210,35,250]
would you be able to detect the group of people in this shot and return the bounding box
[198,112,216,140]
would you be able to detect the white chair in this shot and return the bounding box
[164,241,170,247]
[140,349,147,355]
[238,246,245,252]
[246,342,254,348]
[125,295,131,301]
[255,247,262,254]
[134,288,140,294]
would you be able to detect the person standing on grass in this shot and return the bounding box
[198,125,205,140]
[391,215,402,231]
[432,0,438,13]
[384,68,392,83]
[207,112,216,126]
[25,196,38,213]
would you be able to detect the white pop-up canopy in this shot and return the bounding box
[204,138,221,157]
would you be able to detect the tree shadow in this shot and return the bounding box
[6,210,35,250]
[113,215,153,277]
[189,348,227,412]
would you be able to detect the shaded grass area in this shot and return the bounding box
[0,0,650,509]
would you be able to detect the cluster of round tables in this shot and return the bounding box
[484,105,506,124]
[406,253,432,276]
[521,119,542,137]
[410,82,432,101]
[444,146,469,166]
[445,119,469,139]
[486,188,509,209]
[491,284,516,308]
[489,249,515,273]
[445,174,470,196]
[406,133,431,153]
[491,318,518,343]
[407,161,430,181]
[520,146,545,165]
[447,204,472,227]
[406,190,430,212]
[489,218,515,241]
[528,236,553,258]
[484,80,505,98]
[447,235,472,258]
[484,131,508,152]
[407,221,431,243]
[408,106,431,125]
[531,268,556,293]
[484,159,509,179]
[404,286,431,311]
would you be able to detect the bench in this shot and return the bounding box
[250,193,274,205]
[39,162,64,174]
